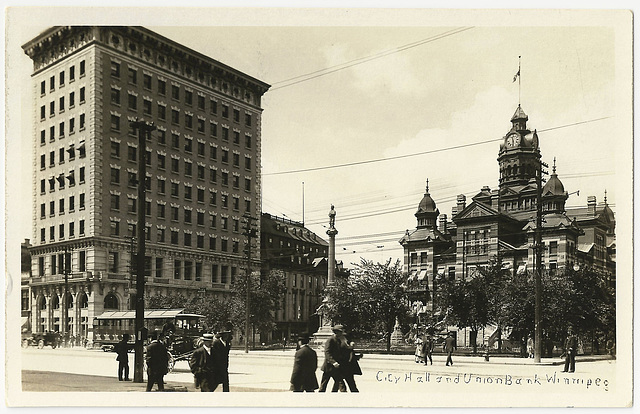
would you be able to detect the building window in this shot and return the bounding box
[110,194,120,210]
[79,194,85,210]
[69,92,75,107]
[172,258,182,279]
[222,104,229,118]
[128,93,137,111]
[128,145,137,162]
[171,109,180,125]
[210,122,217,137]
[185,90,193,106]
[111,114,120,131]
[171,230,179,245]
[110,141,120,158]
[158,104,166,120]
[69,222,75,237]
[79,60,85,77]
[59,96,65,112]
[184,260,192,280]
[157,228,165,243]
[79,250,86,272]
[155,257,163,277]
[209,236,216,251]
[128,67,137,85]
[143,73,152,90]
[184,185,192,200]
[158,79,166,95]
[245,134,252,149]
[245,113,252,127]
[172,85,180,100]
[79,87,85,104]
[110,220,120,236]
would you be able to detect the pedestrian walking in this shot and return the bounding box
[422,334,434,365]
[115,333,131,381]
[562,327,578,373]
[189,333,216,392]
[527,336,535,358]
[443,332,457,366]
[318,325,349,392]
[210,324,233,392]
[341,339,361,392]
[414,337,424,363]
[289,332,319,392]
[145,331,169,392]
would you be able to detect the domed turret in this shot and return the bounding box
[415,179,439,229]
[542,158,568,213]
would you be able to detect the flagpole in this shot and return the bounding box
[518,56,521,106]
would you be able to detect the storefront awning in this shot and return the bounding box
[416,270,428,281]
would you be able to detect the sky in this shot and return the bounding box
[5,7,633,269]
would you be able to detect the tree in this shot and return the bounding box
[324,258,411,352]
[230,268,286,342]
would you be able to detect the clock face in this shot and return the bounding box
[506,133,520,147]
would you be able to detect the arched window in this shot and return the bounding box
[78,292,88,308]
[51,295,60,309]
[66,292,73,309]
[38,296,46,310]
[104,293,119,310]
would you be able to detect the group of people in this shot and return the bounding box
[414,332,457,366]
[290,324,362,392]
[188,328,233,392]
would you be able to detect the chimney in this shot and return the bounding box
[438,214,448,233]
[587,196,597,215]
[491,189,499,209]
[457,194,467,213]
[482,186,491,193]
[451,207,458,218]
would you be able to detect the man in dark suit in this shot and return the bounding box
[189,333,216,391]
[115,333,131,381]
[562,327,578,373]
[290,332,319,392]
[422,334,434,366]
[145,331,169,392]
[444,332,457,366]
[210,325,233,392]
[318,325,349,392]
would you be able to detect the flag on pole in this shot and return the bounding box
[513,69,520,83]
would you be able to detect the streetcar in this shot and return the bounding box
[93,308,204,364]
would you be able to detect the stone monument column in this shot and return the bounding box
[313,205,338,346]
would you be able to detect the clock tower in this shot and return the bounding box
[498,105,541,190]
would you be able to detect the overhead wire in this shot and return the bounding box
[269,27,475,91]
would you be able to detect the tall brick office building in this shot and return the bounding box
[22,26,269,343]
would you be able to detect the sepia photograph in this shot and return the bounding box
[3,4,633,408]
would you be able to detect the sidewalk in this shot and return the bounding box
[22,370,281,392]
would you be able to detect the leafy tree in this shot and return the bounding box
[230,268,287,342]
[325,258,411,352]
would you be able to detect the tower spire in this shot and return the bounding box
[553,157,557,174]
[426,178,429,193]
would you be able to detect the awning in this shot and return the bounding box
[21,317,30,332]
[416,270,428,281]
[95,308,203,320]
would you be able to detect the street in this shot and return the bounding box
[18,346,621,406]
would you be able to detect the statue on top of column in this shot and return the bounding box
[329,204,336,228]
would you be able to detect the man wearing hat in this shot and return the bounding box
[210,322,233,392]
[290,332,319,392]
[189,333,216,392]
[562,327,578,373]
[145,330,169,392]
[318,324,349,392]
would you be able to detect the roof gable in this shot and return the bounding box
[455,200,500,220]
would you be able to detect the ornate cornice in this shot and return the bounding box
[23,26,270,107]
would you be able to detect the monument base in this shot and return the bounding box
[312,323,334,350]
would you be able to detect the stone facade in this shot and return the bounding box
[22,26,269,344]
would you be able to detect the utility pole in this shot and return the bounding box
[534,159,548,363]
[242,213,258,353]
[125,236,136,310]
[131,119,155,383]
